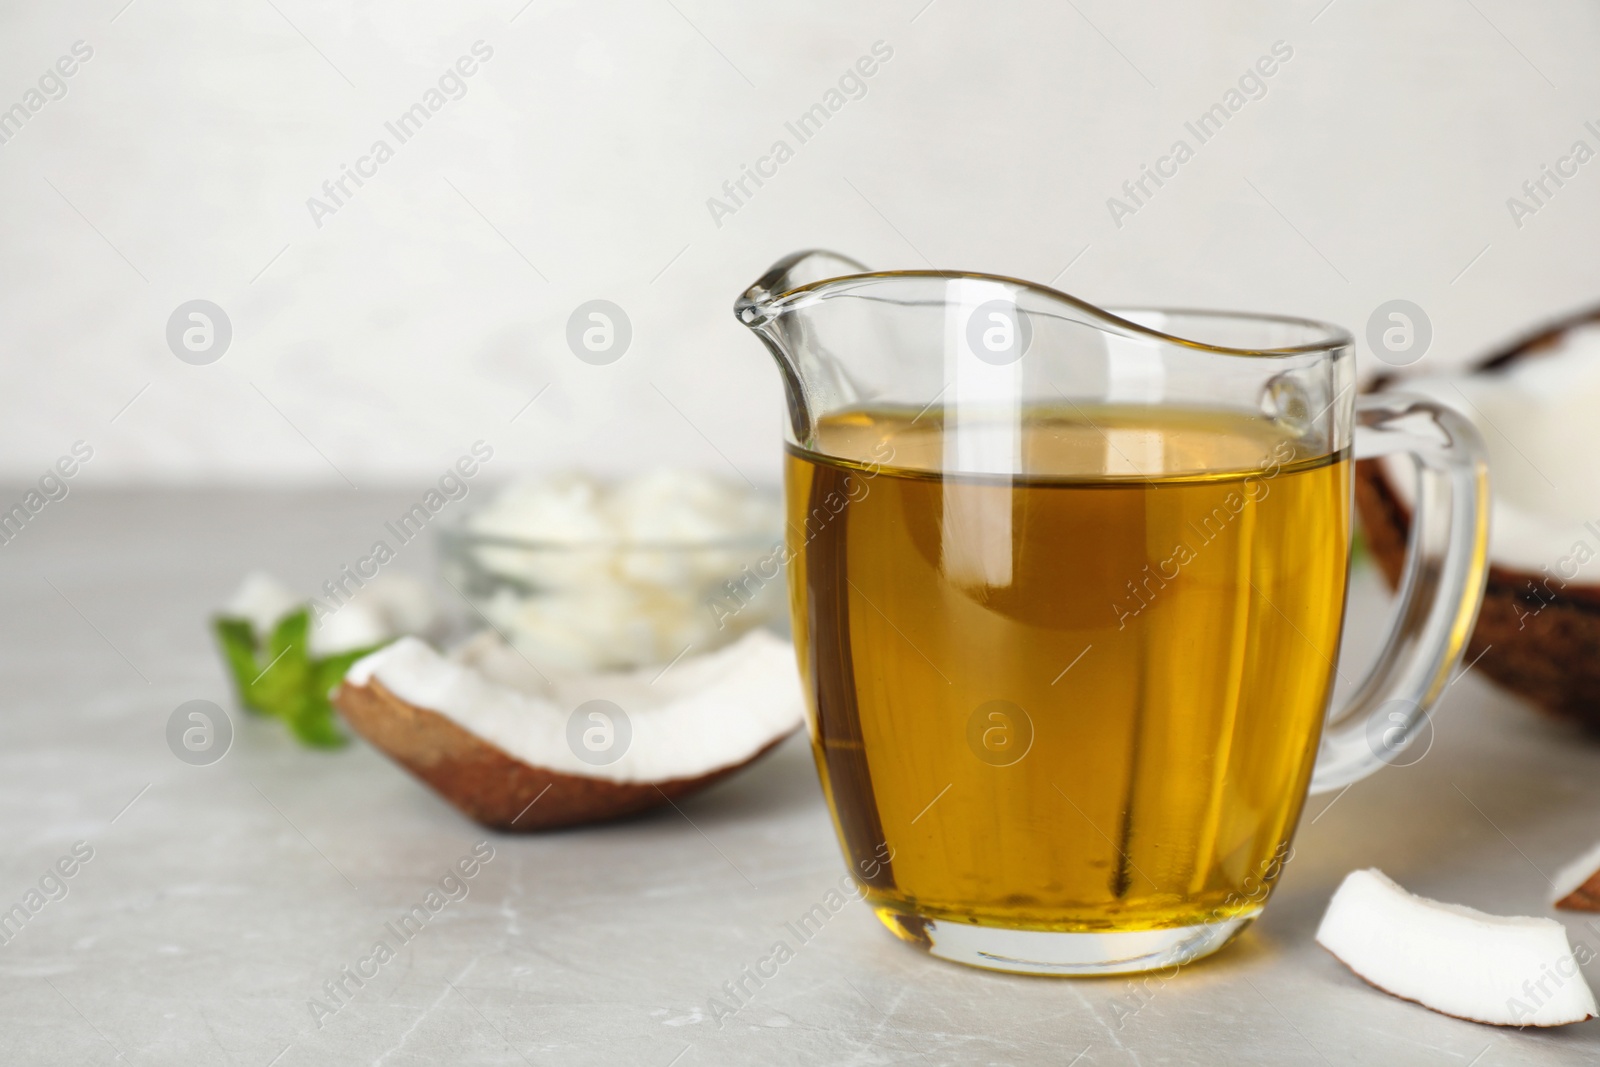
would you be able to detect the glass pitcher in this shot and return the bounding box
[735,250,1489,976]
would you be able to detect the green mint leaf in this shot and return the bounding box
[286,698,349,748]
[250,610,314,718]
[213,607,387,749]
[214,617,269,715]
[212,609,309,722]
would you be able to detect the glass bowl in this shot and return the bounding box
[437,522,789,675]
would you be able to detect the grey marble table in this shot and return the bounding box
[3,488,1599,1065]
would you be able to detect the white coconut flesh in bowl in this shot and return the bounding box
[438,469,788,674]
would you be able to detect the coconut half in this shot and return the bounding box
[1316,869,1596,1027]
[1356,309,1600,725]
[332,629,804,831]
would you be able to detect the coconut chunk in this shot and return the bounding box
[1554,842,1600,912]
[224,572,303,638]
[334,628,804,830]
[1316,869,1596,1027]
[222,571,444,656]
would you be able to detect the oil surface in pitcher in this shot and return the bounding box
[784,405,1350,935]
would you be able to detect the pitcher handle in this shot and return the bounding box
[1310,392,1490,794]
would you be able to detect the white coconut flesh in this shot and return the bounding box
[1381,322,1600,579]
[345,629,805,784]
[225,572,306,639]
[1316,868,1596,1027]
[225,571,441,657]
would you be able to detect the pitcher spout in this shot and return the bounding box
[735,250,873,444]
[735,249,873,329]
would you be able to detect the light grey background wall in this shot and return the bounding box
[1,0,1596,486]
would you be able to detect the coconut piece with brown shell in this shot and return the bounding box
[1355,307,1600,727]
[333,629,804,831]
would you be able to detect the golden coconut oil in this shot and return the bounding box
[783,405,1349,936]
